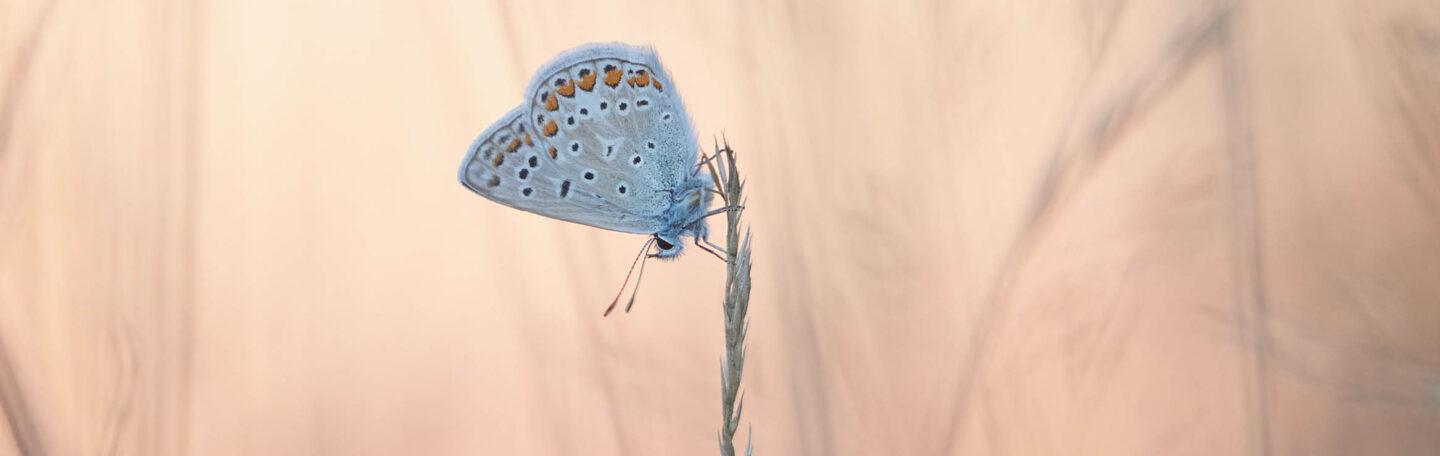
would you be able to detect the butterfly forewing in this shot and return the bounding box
[459,109,626,228]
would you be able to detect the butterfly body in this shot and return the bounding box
[458,43,712,258]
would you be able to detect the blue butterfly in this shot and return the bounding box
[458,43,727,314]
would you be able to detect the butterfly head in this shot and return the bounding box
[649,181,713,259]
[650,221,709,259]
[651,234,682,258]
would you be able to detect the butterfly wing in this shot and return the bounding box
[459,107,643,230]
[458,43,699,235]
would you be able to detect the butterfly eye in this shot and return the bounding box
[654,237,674,250]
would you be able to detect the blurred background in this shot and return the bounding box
[3,0,1440,454]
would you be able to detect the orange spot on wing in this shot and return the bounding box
[486,175,500,187]
[505,138,521,153]
[491,151,505,167]
[524,133,533,146]
[628,71,650,87]
[578,73,596,91]
[604,68,623,87]
[556,79,575,97]
[652,79,662,92]
[542,120,558,137]
[547,146,557,159]
[544,93,558,111]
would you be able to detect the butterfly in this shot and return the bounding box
[457,43,726,314]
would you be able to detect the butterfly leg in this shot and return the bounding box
[695,149,718,175]
[694,236,727,261]
[698,234,730,259]
[700,205,744,220]
[692,203,745,258]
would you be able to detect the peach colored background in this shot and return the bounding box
[3,0,1439,454]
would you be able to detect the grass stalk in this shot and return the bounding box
[708,139,753,456]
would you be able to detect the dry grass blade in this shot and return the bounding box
[711,139,753,456]
[0,334,46,456]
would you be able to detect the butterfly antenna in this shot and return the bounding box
[604,238,655,317]
[623,247,653,313]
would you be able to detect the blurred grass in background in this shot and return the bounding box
[2,0,1439,454]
